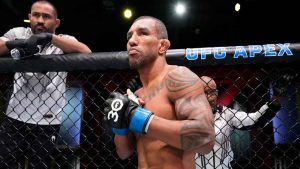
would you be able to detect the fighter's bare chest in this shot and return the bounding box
[138,83,175,119]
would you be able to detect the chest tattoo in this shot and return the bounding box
[142,82,165,101]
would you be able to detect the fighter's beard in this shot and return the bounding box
[129,57,145,69]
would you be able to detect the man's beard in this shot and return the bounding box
[32,24,52,34]
[129,56,145,69]
[129,54,157,70]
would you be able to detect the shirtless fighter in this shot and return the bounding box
[104,16,215,169]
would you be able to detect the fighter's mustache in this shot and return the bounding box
[34,24,47,31]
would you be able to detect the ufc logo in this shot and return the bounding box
[107,99,123,122]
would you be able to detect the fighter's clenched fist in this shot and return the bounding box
[103,92,154,135]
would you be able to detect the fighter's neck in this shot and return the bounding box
[139,63,171,88]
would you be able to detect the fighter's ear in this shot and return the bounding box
[158,39,171,54]
[28,13,32,20]
[55,18,61,28]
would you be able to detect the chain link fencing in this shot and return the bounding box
[0,43,299,169]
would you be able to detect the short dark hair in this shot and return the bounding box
[31,0,58,18]
[134,16,168,39]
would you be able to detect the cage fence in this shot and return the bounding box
[0,43,299,169]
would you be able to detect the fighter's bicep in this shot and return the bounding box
[174,92,211,119]
[165,66,210,118]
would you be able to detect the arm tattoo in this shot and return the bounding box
[180,119,212,150]
[165,67,197,92]
[176,93,213,150]
[175,93,206,118]
[166,67,213,150]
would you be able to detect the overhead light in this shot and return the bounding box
[123,8,132,19]
[175,2,186,16]
[235,3,241,12]
[23,19,30,23]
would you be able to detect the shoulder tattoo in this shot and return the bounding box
[165,67,198,92]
